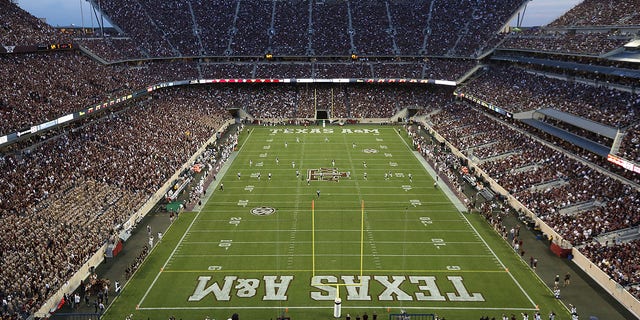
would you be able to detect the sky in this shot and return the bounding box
[17,0,584,28]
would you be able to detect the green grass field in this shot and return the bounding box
[106,125,569,320]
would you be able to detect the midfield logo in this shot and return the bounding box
[188,275,484,302]
[308,168,349,182]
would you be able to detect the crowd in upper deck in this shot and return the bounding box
[83,0,526,59]
[499,0,639,56]
[456,65,640,128]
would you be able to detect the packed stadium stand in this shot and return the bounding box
[455,64,640,128]
[1,0,640,319]
[547,0,640,27]
[80,0,527,59]
[499,0,640,56]
[0,0,72,44]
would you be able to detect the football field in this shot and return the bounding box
[106,125,568,320]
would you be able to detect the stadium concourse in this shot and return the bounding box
[1,0,640,319]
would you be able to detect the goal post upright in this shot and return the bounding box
[360,199,365,279]
[312,199,316,278]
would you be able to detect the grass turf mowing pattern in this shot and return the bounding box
[105,125,569,320]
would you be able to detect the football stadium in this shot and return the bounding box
[1,1,640,320]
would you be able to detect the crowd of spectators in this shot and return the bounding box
[350,1,394,56]
[471,132,530,160]
[500,117,640,185]
[310,0,351,56]
[426,101,640,296]
[315,62,373,78]
[580,240,640,298]
[124,246,149,280]
[252,60,475,80]
[96,0,175,57]
[183,60,475,81]
[0,51,131,136]
[271,1,309,56]
[246,60,474,80]
[0,49,466,137]
[423,0,524,57]
[409,124,466,200]
[457,65,640,127]
[539,117,613,147]
[185,128,240,210]
[191,0,236,57]
[422,100,640,301]
[0,50,202,136]
[498,50,640,71]
[498,0,640,58]
[547,0,640,27]
[428,102,640,246]
[3,0,640,311]
[297,85,345,118]
[481,147,570,195]
[200,63,255,79]
[500,29,634,56]
[254,63,313,79]
[0,86,229,319]
[143,83,451,120]
[346,85,452,119]
[493,51,640,92]
[348,86,400,119]
[241,85,300,119]
[0,50,191,135]
[430,102,508,151]
[619,123,640,163]
[87,0,525,59]
[231,1,271,57]
[371,59,476,80]
[0,0,72,45]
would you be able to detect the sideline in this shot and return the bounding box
[192,126,254,212]
[394,129,468,213]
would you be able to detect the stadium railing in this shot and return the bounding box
[389,313,436,320]
[49,312,101,320]
[571,249,640,318]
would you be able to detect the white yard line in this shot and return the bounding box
[138,306,539,311]
[204,200,456,204]
[182,240,484,244]
[285,133,306,269]
[187,229,480,232]
[172,253,494,258]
